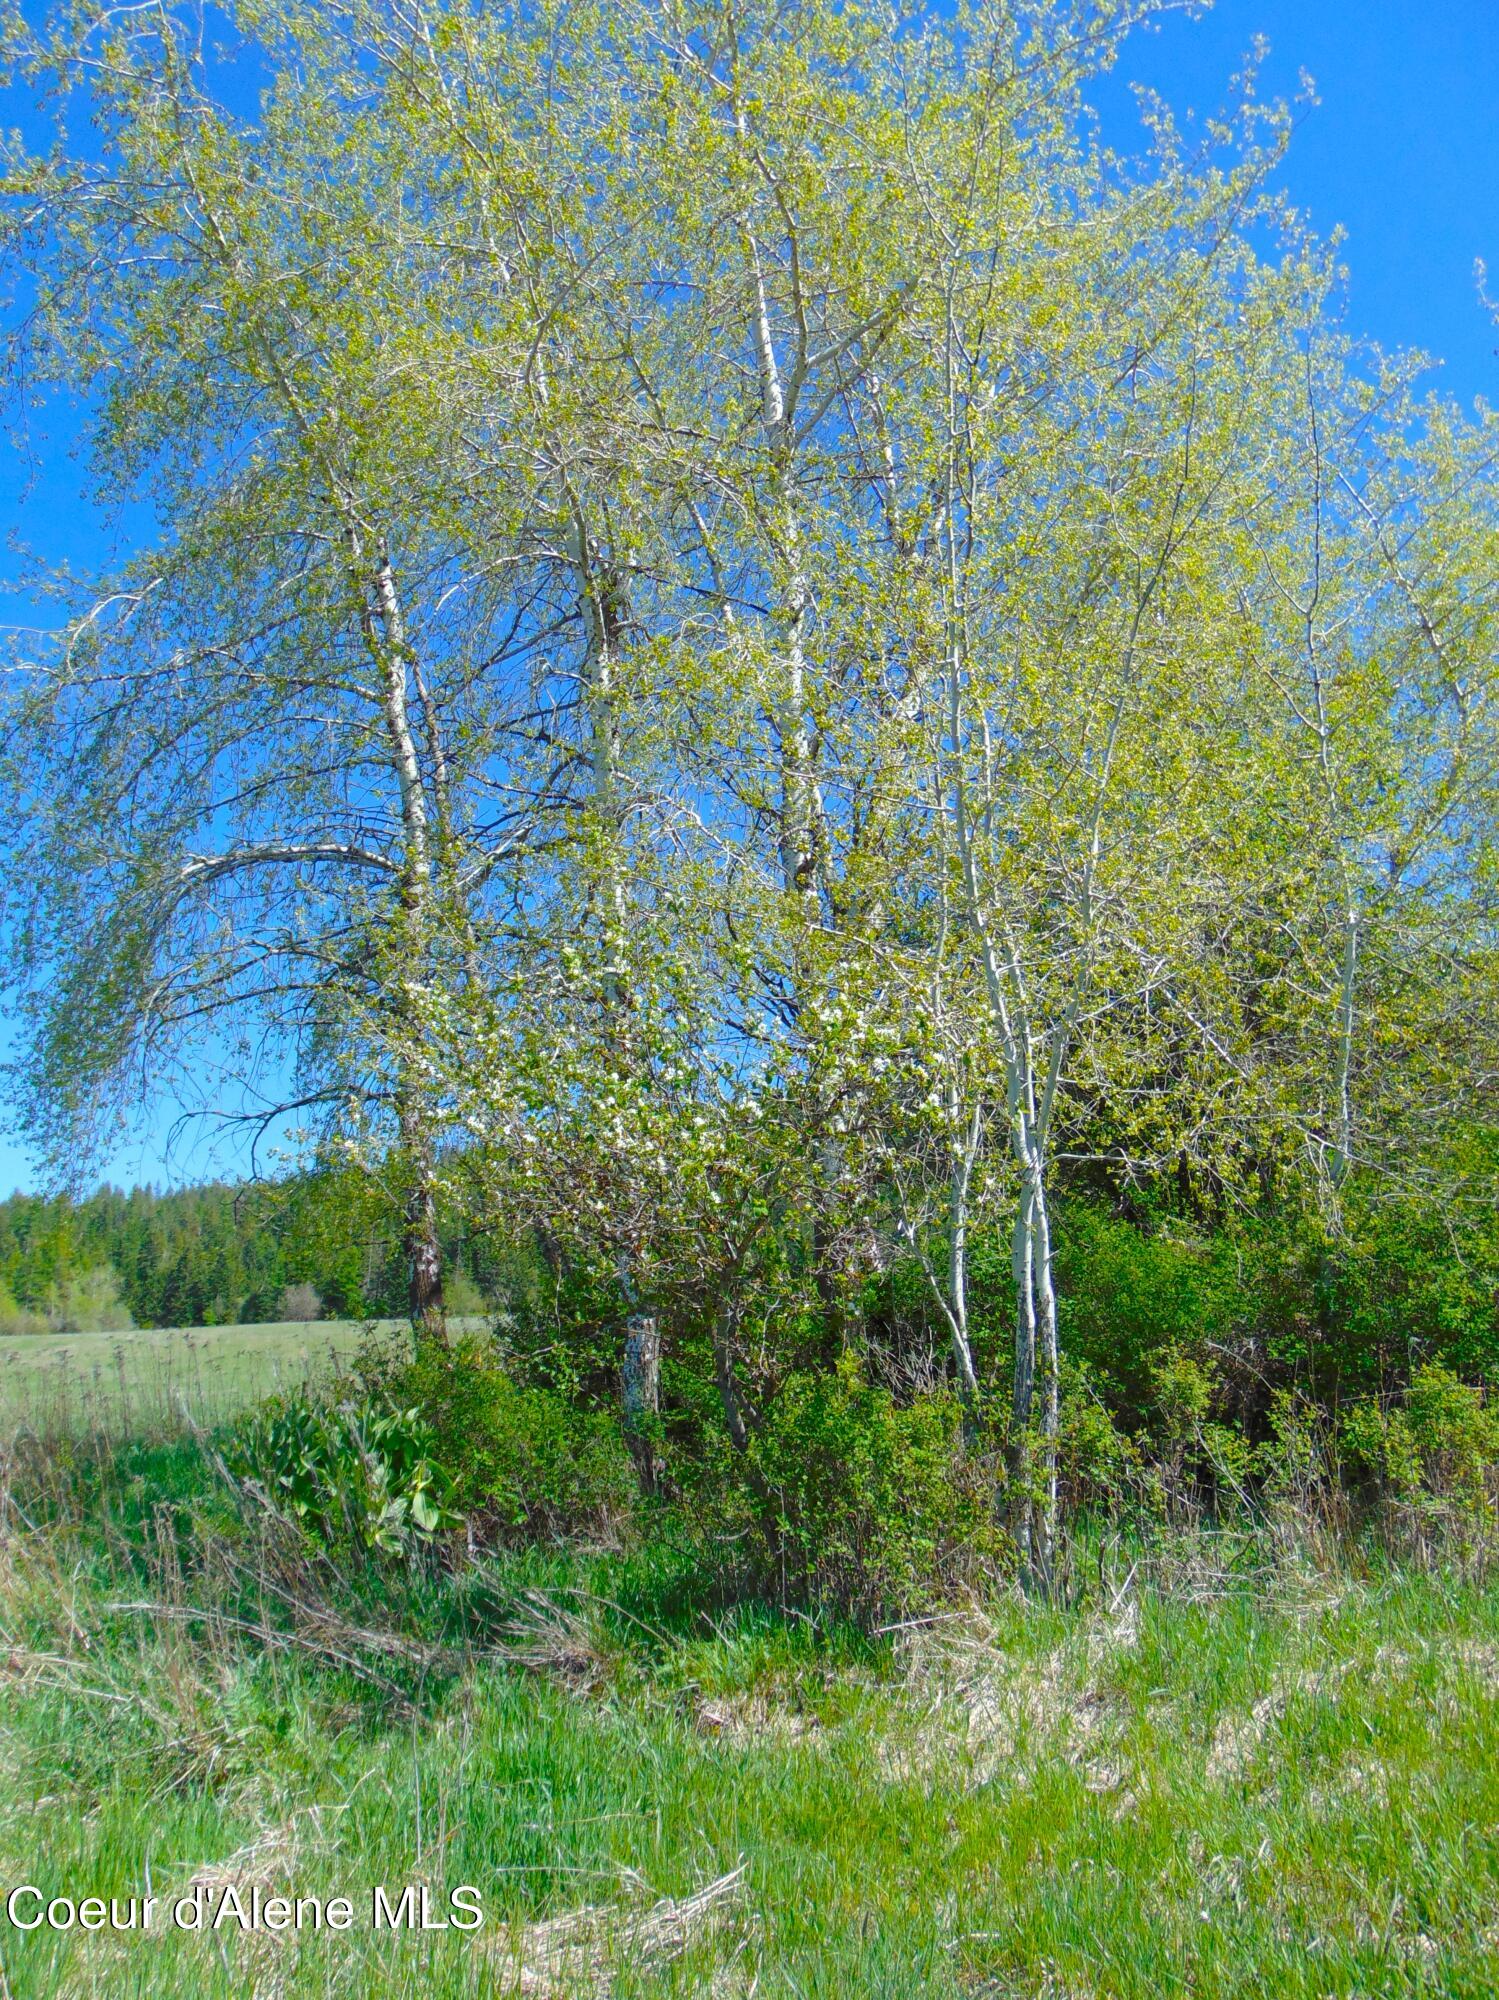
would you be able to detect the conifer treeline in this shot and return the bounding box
[0,1174,481,1330]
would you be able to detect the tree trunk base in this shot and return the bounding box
[622,1312,662,1496]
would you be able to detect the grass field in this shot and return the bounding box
[0,1319,494,1436]
[2,1499,1497,1998]
[3,1342,1499,1996]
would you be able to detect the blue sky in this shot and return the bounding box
[1,0,1496,1198]
[1089,0,1499,407]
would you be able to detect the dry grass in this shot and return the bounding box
[693,1690,823,1745]
[491,1590,612,1690]
[487,1865,747,1997]
[880,1598,1142,1795]
[183,1810,323,1905]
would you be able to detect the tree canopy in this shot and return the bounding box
[4,0,1498,1584]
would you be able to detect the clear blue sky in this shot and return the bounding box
[1,0,1495,1198]
[1090,0,1499,405]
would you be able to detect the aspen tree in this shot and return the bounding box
[1,1,539,1330]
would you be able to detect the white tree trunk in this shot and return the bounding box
[1008,1150,1060,1594]
[363,541,447,1340]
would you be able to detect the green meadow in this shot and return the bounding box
[2,1403,1498,1998]
[0,1321,491,1438]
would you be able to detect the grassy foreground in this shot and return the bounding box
[1,1423,1498,1999]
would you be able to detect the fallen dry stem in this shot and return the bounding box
[489,1865,747,1997]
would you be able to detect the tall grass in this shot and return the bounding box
[0,1320,442,1439]
[2,1405,1499,1997]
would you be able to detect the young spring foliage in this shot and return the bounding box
[2,0,1498,1576]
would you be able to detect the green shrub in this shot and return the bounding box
[38,1265,134,1334]
[1127,1350,1260,1514]
[740,1354,1002,1618]
[441,1267,491,1318]
[1054,1207,1251,1420]
[227,1393,458,1554]
[371,1334,636,1538]
[1150,1349,1215,1438]
[1317,1180,1499,1389]
[1340,1366,1499,1515]
[1057,1360,1139,1512]
[1243,1387,1336,1508]
[0,1281,48,1335]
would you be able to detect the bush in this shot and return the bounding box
[738,1354,1003,1618]
[441,1268,490,1318]
[1053,1207,1250,1421]
[0,1282,48,1335]
[1057,1360,1139,1512]
[279,1281,324,1323]
[227,1393,458,1554]
[1317,1185,1499,1390]
[36,1265,134,1334]
[369,1334,636,1539]
[1340,1366,1499,1515]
